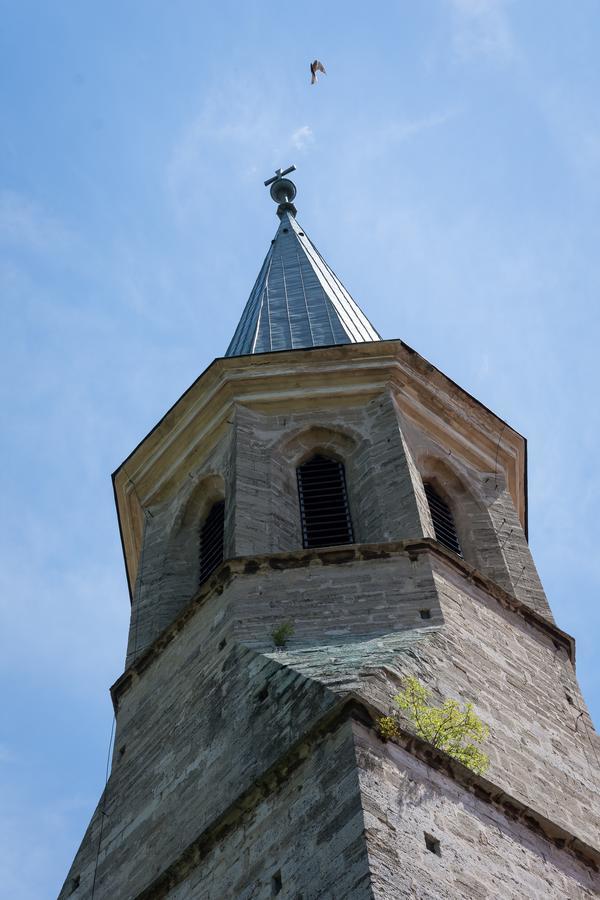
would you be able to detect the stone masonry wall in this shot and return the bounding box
[126,393,430,663]
[168,718,372,900]
[223,550,598,847]
[345,556,597,848]
[126,388,547,666]
[399,407,551,620]
[61,586,343,898]
[356,723,598,899]
[68,343,592,899]
[62,545,599,898]
[126,430,233,665]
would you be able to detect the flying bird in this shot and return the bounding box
[310,60,326,84]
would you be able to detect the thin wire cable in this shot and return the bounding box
[90,714,116,899]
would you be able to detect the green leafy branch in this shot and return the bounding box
[376,676,490,775]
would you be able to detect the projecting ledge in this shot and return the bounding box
[110,540,575,712]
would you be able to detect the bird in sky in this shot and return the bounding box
[310,60,326,84]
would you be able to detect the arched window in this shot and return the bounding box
[199,499,225,584]
[297,455,354,548]
[424,483,462,557]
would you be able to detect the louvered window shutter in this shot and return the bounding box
[424,483,462,557]
[297,455,354,549]
[199,500,225,584]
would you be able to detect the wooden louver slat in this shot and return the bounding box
[424,483,462,557]
[297,455,354,549]
[199,500,225,584]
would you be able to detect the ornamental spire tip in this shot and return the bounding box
[264,164,297,218]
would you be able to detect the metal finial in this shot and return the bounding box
[264,165,297,217]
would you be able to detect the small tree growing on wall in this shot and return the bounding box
[271,621,294,649]
[377,676,490,775]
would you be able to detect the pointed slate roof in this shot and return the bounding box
[225,173,381,357]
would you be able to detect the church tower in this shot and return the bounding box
[61,169,600,898]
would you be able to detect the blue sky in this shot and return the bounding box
[1,1,599,896]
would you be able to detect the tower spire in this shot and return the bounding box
[225,166,381,357]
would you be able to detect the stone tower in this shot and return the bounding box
[61,169,600,899]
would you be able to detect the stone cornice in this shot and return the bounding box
[110,540,574,712]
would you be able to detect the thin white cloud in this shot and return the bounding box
[0,743,14,764]
[449,0,514,62]
[385,109,459,144]
[164,78,320,227]
[165,79,282,225]
[0,191,75,254]
[353,108,460,163]
[533,83,600,182]
[0,555,127,690]
[290,125,314,151]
